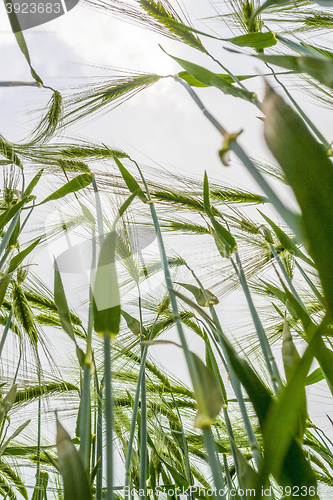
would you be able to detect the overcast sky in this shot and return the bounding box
[1,1,333,488]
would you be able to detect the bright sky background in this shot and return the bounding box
[1,0,333,493]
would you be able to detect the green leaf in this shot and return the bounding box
[203,173,237,256]
[0,199,26,232]
[176,283,219,307]
[282,317,306,441]
[0,385,17,426]
[191,353,223,429]
[56,419,92,500]
[38,174,92,205]
[177,71,257,87]
[79,202,95,225]
[121,309,143,336]
[54,261,75,342]
[0,419,31,456]
[8,238,41,273]
[93,230,121,337]
[24,169,43,197]
[113,156,148,203]
[282,316,301,381]
[306,367,324,386]
[163,48,257,103]
[257,321,324,495]
[5,3,43,85]
[203,171,211,214]
[263,83,333,316]
[258,210,315,267]
[0,274,12,308]
[225,32,277,49]
[230,439,258,490]
[257,54,333,90]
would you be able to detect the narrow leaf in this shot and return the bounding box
[113,156,148,203]
[192,353,223,429]
[39,174,92,205]
[263,82,333,315]
[163,48,257,103]
[8,238,41,273]
[54,261,75,342]
[56,419,92,500]
[93,230,120,337]
[225,32,277,49]
[5,3,43,85]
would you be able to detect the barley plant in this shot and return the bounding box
[2,0,333,499]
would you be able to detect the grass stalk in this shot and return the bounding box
[186,266,262,468]
[125,345,148,488]
[265,62,330,149]
[138,289,147,500]
[202,426,226,498]
[130,158,225,497]
[294,260,324,307]
[95,374,103,500]
[174,76,299,236]
[79,227,96,470]
[79,364,91,471]
[104,332,114,500]
[269,243,306,309]
[231,250,282,392]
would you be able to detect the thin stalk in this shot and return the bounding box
[92,174,104,244]
[265,62,330,149]
[185,266,261,468]
[79,227,96,470]
[104,333,114,500]
[295,260,324,308]
[124,312,161,489]
[174,76,300,237]
[269,243,305,309]
[96,376,103,500]
[13,338,23,384]
[125,345,148,488]
[202,426,226,499]
[231,250,282,392]
[36,350,42,500]
[130,158,224,495]
[79,364,91,471]
[138,289,147,500]
[170,391,194,497]
[0,308,13,358]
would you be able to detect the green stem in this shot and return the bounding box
[79,364,91,471]
[125,346,148,488]
[202,426,226,499]
[104,333,114,500]
[174,76,300,237]
[265,62,330,149]
[186,266,262,468]
[270,243,306,309]
[231,250,281,392]
[138,290,147,500]
[295,260,324,307]
[92,174,104,244]
[79,227,96,470]
[130,158,224,493]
